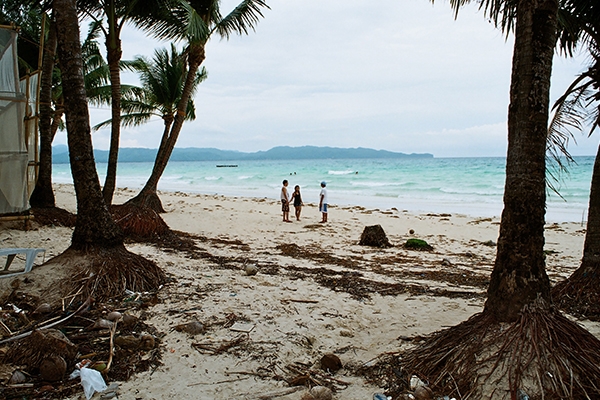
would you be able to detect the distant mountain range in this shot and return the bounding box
[52,145,433,164]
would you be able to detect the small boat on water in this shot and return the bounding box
[216,164,238,167]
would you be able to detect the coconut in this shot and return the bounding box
[106,311,122,321]
[320,353,342,373]
[139,334,155,350]
[414,386,434,400]
[301,386,333,400]
[8,370,27,384]
[40,355,67,382]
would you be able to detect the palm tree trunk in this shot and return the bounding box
[126,118,173,211]
[581,144,600,271]
[102,10,122,206]
[53,0,123,249]
[127,43,205,212]
[485,0,558,322]
[30,20,57,209]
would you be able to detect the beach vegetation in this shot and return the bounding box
[550,0,600,320]
[390,0,600,398]
[402,238,432,251]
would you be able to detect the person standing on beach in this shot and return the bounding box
[281,180,292,222]
[319,181,328,223]
[290,185,303,221]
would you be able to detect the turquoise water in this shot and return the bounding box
[52,156,594,223]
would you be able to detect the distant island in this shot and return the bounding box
[52,145,433,164]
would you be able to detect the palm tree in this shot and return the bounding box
[393,0,600,398]
[94,44,206,212]
[52,0,165,299]
[125,0,269,212]
[550,0,600,318]
[76,0,174,206]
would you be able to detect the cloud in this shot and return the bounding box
[52,0,598,158]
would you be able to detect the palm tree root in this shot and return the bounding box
[31,206,77,227]
[392,298,600,399]
[125,191,166,214]
[552,264,600,320]
[111,203,170,241]
[55,245,166,302]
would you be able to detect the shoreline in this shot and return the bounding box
[1,184,597,399]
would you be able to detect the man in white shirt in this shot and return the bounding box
[319,181,328,223]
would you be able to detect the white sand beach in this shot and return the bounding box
[1,184,598,399]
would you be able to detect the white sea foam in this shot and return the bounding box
[51,156,594,223]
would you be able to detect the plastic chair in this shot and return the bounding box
[0,248,46,278]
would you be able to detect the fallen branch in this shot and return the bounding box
[0,297,92,344]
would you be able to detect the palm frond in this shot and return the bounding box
[547,69,597,196]
[215,0,269,39]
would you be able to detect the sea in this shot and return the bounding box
[52,156,595,223]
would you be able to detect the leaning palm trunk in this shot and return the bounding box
[391,1,600,398]
[125,116,175,212]
[552,142,600,318]
[30,21,57,209]
[127,43,206,213]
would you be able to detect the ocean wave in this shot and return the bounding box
[328,170,356,175]
[204,176,221,181]
[238,175,254,180]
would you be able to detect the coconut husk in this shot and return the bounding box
[4,329,77,371]
[359,225,392,248]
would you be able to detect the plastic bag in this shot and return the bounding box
[79,367,107,400]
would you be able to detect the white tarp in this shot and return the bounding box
[0,27,30,214]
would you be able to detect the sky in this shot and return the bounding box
[55,0,599,158]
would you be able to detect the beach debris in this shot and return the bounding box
[403,239,433,251]
[173,321,206,335]
[409,229,415,235]
[339,329,353,337]
[70,365,107,400]
[139,333,155,350]
[100,382,120,399]
[413,385,434,400]
[105,311,122,321]
[481,240,496,247]
[359,225,392,248]
[244,263,258,276]
[8,369,27,384]
[409,375,426,390]
[373,393,388,400]
[114,334,140,349]
[192,334,248,355]
[40,355,67,381]
[320,353,342,373]
[90,318,114,330]
[441,258,452,266]
[32,303,52,315]
[120,313,138,328]
[229,322,255,335]
[301,385,333,400]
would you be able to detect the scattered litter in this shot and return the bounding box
[229,322,255,334]
[70,365,107,400]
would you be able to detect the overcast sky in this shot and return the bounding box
[56,0,598,158]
